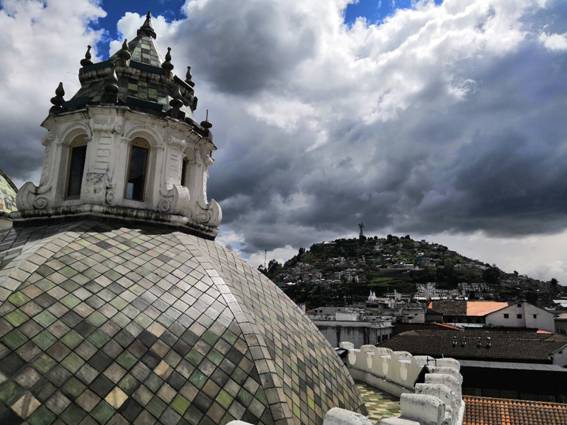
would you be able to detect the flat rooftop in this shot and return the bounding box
[356,382,400,423]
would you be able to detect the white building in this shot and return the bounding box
[485,302,555,332]
[556,313,567,336]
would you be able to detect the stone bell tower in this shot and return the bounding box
[15,12,221,238]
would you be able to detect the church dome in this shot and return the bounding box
[0,221,363,425]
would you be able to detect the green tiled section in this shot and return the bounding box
[356,383,400,423]
[0,221,363,425]
[127,36,161,67]
[73,34,171,107]
[189,235,365,424]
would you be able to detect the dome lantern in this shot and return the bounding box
[15,12,221,239]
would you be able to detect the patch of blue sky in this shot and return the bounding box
[89,0,185,58]
[344,0,443,26]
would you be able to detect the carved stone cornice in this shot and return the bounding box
[166,136,187,150]
[88,108,125,136]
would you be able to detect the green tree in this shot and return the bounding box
[482,266,501,285]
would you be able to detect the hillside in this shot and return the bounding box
[261,234,561,308]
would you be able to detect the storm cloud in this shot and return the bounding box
[155,0,567,252]
[0,0,105,183]
[2,0,567,278]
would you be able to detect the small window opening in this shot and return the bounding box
[66,144,87,199]
[126,140,149,201]
[181,158,189,187]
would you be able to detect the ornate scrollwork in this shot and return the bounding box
[85,169,114,205]
[16,182,53,211]
[158,184,190,214]
[192,199,222,227]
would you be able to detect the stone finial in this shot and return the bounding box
[49,82,65,113]
[162,47,174,76]
[102,66,119,103]
[80,45,92,68]
[185,66,195,87]
[168,87,185,119]
[117,39,131,66]
[200,109,213,135]
[137,11,157,39]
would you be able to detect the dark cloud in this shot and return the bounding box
[177,0,319,95]
[188,1,567,253]
[0,0,105,182]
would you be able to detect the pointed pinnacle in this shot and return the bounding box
[162,47,174,73]
[55,82,65,97]
[80,45,93,67]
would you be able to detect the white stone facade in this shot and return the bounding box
[484,301,555,332]
[14,106,221,237]
[343,342,464,425]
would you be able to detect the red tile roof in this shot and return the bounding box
[428,300,509,317]
[466,301,508,317]
[464,396,567,425]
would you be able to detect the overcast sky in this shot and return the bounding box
[1,0,567,283]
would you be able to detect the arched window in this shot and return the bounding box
[181,157,189,187]
[66,136,88,199]
[125,138,150,201]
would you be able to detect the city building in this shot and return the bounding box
[428,300,508,326]
[0,15,363,425]
[379,329,567,402]
[484,301,555,332]
[307,307,393,347]
[399,304,425,324]
[556,313,567,336]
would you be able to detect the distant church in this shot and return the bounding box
[0,13,363,425]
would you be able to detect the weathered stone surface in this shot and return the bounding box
[379,418,421,425]
[324,407,374,425]
[400,393,445,425]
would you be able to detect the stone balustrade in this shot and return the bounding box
[341,342,464,425]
